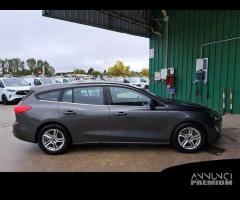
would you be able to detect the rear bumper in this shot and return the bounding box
[12,121,36,143]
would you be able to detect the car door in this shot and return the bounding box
[0,80,5,101]
[58,86,110,144]
[107,86,169,143]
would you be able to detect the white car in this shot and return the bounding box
[0,78,31,105]
[53,77,76,84]
[128,77,149,89]
[23,77,55,86]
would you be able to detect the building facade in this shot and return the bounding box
[150,10,240,114]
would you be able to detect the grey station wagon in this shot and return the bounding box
[13,81,222,155]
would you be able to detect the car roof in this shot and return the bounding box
[31,81,136,93]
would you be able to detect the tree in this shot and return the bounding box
[130,70,139,77]
[107,60,131,77]
[140,68,149,77]
[87,67,94,75]
[26,58,37,75]
[91,70,102,77]
[43,61,55,76]
[73,68,86,74]
[0,59,4,75]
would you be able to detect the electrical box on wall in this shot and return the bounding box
[154,72,161,80]
[168,67,175,75]
[160,68,168,80]
[195,58,208,84]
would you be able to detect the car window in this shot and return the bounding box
[63,79,69,83]
[0,80,4,88]
[73,87,104,105]
[110,87,150,106]
[61,89,73,103]
[37,90,61,101]
[34,79,42,86]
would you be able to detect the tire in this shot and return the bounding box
[144,85,149,89]
[171,123,205,153]
[38,124,71,155]
[2,95,9,105]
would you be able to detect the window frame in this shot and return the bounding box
[59,85,108,105]
[107,85,165,107]
[35,89,62,102]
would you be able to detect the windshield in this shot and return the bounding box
[40,78,54,85]
[2,78,29,87]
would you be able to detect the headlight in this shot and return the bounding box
[210,111,222,121]
[7,89,16,92]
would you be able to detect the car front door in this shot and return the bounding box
[107,86,169,143]
[58,86,110,143]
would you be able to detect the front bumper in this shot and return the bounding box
[6,93,25,102]
[207,119,222,145]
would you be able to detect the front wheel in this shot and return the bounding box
[171,123,205,153]
[38,124,71,155]
[2,95,9,105]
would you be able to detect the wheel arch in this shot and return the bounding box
[170,120,208,144]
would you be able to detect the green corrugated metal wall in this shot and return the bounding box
[149,10,240,114]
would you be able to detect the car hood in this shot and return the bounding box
[165,99,211,111]
[6,86,31,91]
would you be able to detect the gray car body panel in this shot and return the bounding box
[13,81,222,145]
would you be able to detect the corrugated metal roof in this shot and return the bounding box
[42,10,154,38]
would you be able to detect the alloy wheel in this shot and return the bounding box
[177,127,201,150]
[42,129,65,152]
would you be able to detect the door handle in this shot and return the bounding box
[63,110,76,115]
[114,112,127,116]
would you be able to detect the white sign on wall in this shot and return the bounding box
[154,72,161,80]
[149,48,154,59]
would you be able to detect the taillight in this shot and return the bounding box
[14,105,32,114]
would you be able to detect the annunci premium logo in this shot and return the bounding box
[191,172,232,186]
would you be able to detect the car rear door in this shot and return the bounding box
[57,86,110,144]
[107,86,169,143]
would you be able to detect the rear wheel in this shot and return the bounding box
[171,123,205,153]
[2,95,9,105]
[38,124,71,155]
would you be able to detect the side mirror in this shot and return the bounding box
[149,99,158,110]
[29,83,31,86]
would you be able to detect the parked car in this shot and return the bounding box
[23,77,55,86]
[13,81,222,155]
[128,77,149,89]
[52,77,72,84]
[105,77,130,84]
[0,78,31,104]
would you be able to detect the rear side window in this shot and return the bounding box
[73,87,104,105]
[37,90,61,101]
[61,89,73,103]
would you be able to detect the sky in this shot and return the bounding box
[0,10,149,73]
